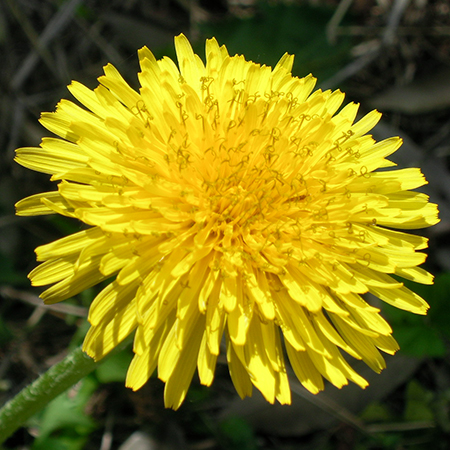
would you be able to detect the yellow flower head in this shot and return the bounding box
[16,34,439,409]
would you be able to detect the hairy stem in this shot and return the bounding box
[0,347,97,444]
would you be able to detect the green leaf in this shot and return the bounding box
[383,272,450,357]
[31,376,98,448]
[200,2,353,82]
[219,416,257,450]
[95,349,133,383]
[404,380,434,422]
[360,401,394,422]
[391,322,446,358]
[424,273,450,339]
[32,435,89,450]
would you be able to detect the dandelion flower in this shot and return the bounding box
[16,34,439,409]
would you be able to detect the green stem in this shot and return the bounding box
[0,347,98,444]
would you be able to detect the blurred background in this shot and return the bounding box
[1,0,450,448]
